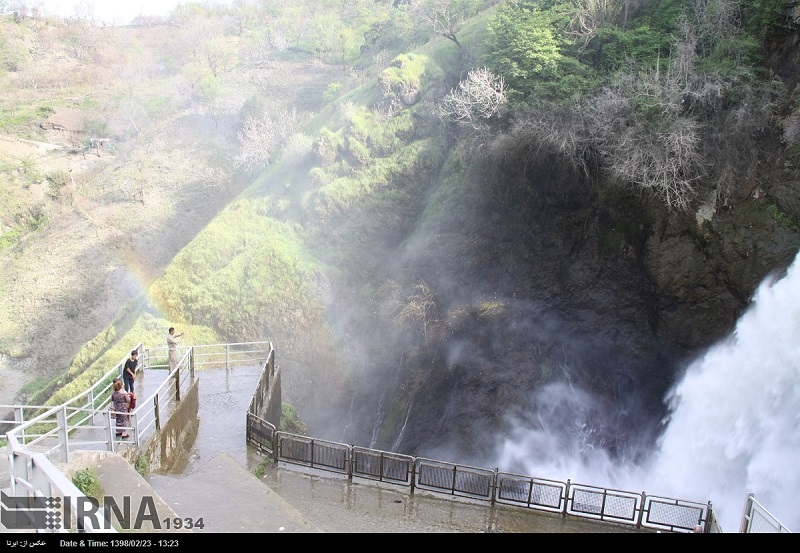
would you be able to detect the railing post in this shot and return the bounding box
[270,345,275,377]
[272,431,279,463]
[410,458,417,495]
[636,491,646,528]
[89,388,96,425]
[740,493,755,533]
[702,501,712,533]
[226,344,230,371]
[105,410,115,452]
[57,406,69,463]
[131,412,139,447]
[14,407,25,443]
[600,488,608,521]
[190,346,196,377]
[491,468,498,505]
[174,366,181,402]
[348,445,354,482]
[154,394,161,431]
[563,479,570,517]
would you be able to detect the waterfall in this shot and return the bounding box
[495,249,800,533]
[645,249,800,532]
[369,387,387,449]
[391,400,414,452]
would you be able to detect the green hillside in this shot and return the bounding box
[1,0,798,461]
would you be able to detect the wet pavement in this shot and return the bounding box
[141,365,651,533]
[1,364,653,533]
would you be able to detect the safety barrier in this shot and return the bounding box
[3,340,792,533]
[740,493,793,533]
[244,421,713,533]
[2,341,273,533]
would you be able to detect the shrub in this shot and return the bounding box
[134,454,149,476]
[46,170,70,198]
[281,133,313,165]
[279,403,307,435]
[254,457,274,478]
[72,468,103,500]
[323,82,342,103]
[347,136,370,165]
[766,204,798,231]
[0,227,22,250]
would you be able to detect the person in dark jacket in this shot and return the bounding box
[123,350,138,393]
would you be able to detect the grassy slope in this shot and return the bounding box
[0,2,502,417]
[0,15,346,407]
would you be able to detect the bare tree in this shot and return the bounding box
[409,0,474,49]
[438,67,507,130]
[564,0,622,50]
[234,107,304,170]
[603,116,704,212]
[201,166,233,192]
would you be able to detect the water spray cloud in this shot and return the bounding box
[495,249,800,533]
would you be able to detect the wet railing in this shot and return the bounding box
[2,341,273,533]
[740,493,793,533]
[244,421,714,533]
[3,340,792,534]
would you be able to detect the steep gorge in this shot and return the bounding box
[1,1,799,531]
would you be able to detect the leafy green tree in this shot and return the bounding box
[485,1,564,93]
[734,0,787,44]
[582,24,670,72]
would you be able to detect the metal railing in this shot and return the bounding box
[244,421,714,533]
[2,341,273,533]
[6,445,113,532]
[739,493,793,533]
[0,343,144,439]
[3,340,792,534]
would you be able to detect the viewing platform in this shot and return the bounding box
[2,342,791,533]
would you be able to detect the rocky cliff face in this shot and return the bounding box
[325,148,799,469]
[318,15,800,468]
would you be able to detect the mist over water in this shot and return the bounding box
[495,250,800,533]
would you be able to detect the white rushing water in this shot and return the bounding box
[497,249,800,533]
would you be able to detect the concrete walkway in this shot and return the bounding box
[3,365,653,533]
[145,452,320,533]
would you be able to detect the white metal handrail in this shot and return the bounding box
[740,493,793,533]
[3,341,273,532]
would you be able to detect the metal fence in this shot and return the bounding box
[3,341,792,534]
[2,341,273,533]
[244,419,714,533]
[739,493,793,533]
[140,341,272,372]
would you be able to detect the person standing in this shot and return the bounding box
[123,350,138,394]
[167,327,184,371]
[111,380,131,439]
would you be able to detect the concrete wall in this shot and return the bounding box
[137,379,200,473]
[264,367,281,428]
